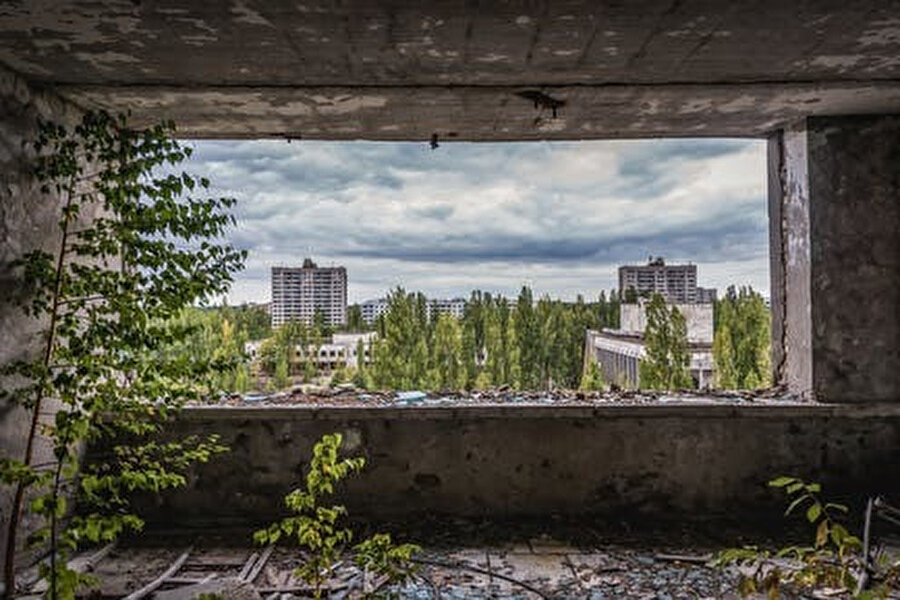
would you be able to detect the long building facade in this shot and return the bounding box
[359,296,467,325]
[271,259,347,327]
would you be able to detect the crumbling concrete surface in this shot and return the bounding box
[104,401,900,529]
[1,1,900,138]
[772,115,900,403]
[0,64,85,571]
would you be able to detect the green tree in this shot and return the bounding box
[713,286,771,389]
[369,288,427,389]
[274,354,292,390]
[504,308,522,389]
[639,294,692,390]
[233,363,251,393]
[0,111,241,598]
[580,360,606,391]
[353,338,369,389]
[713,321,738,389]
[313,308,333,338]
[345,304,366,332]
[515,287,541,389]
[429,313,467,390]
[482,300,505,385]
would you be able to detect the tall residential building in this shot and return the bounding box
[618,256,715,304]
[271,259,347,327]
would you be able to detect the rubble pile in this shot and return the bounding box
[197,385,798,409]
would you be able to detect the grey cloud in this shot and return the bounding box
[180,138,769,302]
[412,204,455,220]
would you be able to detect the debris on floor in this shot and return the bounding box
[198,384,800,409]
[26,539,748,599]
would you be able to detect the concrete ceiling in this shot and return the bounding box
[2,1,900,139]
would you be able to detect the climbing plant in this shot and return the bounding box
[0,111,244,599]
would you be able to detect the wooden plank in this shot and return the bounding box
[237,551,259,581]
[122,547,192,600]
[31,542,116,593]
[244,545,274,583]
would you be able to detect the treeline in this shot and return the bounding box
[358,287,621,391]
[161,284,772,396]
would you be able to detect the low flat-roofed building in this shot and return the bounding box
[585,329,715,389]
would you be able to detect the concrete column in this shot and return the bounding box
[770,115,900,403]
[0,66,82,570]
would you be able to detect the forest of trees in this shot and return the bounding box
[162,304,271,394]
[359,287,621,391]
[164,283,772,396]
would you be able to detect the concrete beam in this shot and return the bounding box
[59,81,900,140]
[3,1,900,139]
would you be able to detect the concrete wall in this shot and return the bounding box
[774,115,900,402]
[620,302,713,343]
[119,404,900,530]
[0,66,83,568]
[806,116,900,403]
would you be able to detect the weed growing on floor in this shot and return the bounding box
[714,476,900,599]
[254,433,419,599]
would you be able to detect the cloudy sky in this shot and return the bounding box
[182,138,769,304]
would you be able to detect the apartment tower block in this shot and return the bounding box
[271,259,347,327]
[618,257,716,304]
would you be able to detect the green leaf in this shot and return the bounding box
[805,502,821,523]
[786,482,804,494]
[768,476,797,488]
[815,520,829,547]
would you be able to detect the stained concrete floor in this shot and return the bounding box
[73,541,742,599]
[19,518,897,598]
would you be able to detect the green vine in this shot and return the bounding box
[1,111,243,599]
